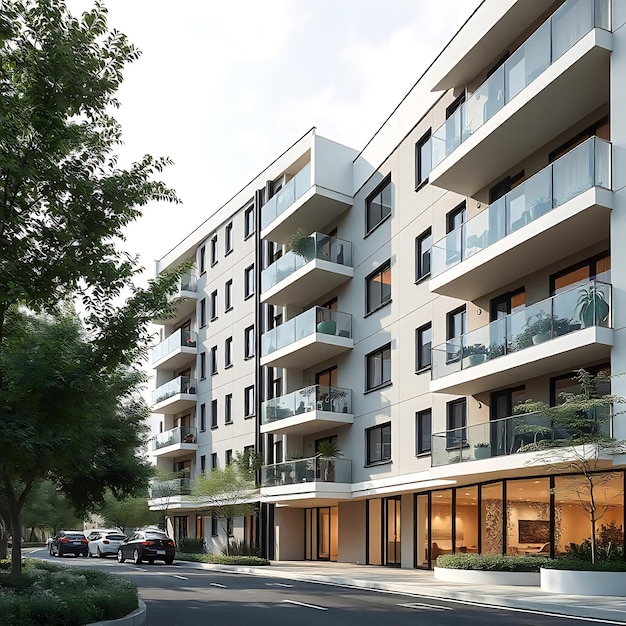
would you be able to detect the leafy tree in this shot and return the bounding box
[21,480,84,536]
[192,450,261,555]
[148,469,193,533]
[515,369,625,564]
[95,490,157,534]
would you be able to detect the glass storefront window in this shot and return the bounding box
[431,489,453,560]
[506,478,551,555]
[481,482,504,554]
[456,486,478,553]
[416,494,429,567]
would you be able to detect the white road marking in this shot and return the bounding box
[134,567,148,572]
[266,582,293,588]
[283,599,327,611]
[172,575,188,580]
[210,582,227,588]
[398,602,451,611]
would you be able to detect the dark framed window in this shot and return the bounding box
[446,399,467,448]
[200,298,206,327]
[274,439,283,463]
[416,409,432,455]
[199,351,207,380]
[225,222,233,255]
[226,518,234,537]
[210,235,218,265]
[244,205,255,239]
[200,455,206,473]
[415,130,432,189]
[447,306,467,340]
[447,201,466,234]
[200,403,206,432]
[244,385,254,417]
[225,449,233,466]
[244,325,254,359]
[416,324,432,371]
[210,290,218,320]
[366,261,391,314]
[211,452,218,469]
[244,265,255,299]
[199,245,206,274]
[211,513,218,536]
[415,228,432,280]
[225,279,233,311]
[225,337,233,368]
[366,422,391,464]
[366,344,391,391]
[211,399,218,429]
[225,393,233,424]
[210,345,218,375]
[366,176,392,234]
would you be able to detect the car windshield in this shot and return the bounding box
[146,533,170,540]
[65,534,84,539]
[105,534,127,541]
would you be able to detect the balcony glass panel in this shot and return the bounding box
[430,0,608,169]
[261,234,353,293]
[431,408,611,467]
[151,329,197,364]
[261,385,352,424]
[149,477,191,497]
[261,307,352,357]
[152,426,197,451]
[431,280,611,380]
[152,376,197,404]
[261,456,352,486]
[180,272,197,292]
[431,137,611,277]
[261,164,312,229]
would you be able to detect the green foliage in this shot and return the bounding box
[178,537,205,554]
[542,558,626,572]
[95,490,157,533]
[223,538,259,557]
[0,558,138,626]
[176,552,269,566]
[287,229,313,258]
[436,553,552,572]
[316,438,341,458]
[20,481,83,533]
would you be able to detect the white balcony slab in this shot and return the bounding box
[151,442,198,458]
[260,410,354,436]
[260,481,352,505]
[260,334,353,370]
[151,392,197,415]
[152,345,197,371]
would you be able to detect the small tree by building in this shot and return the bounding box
[95,490,157,534]
[515,369,625,564]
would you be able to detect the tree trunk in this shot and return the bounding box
[588,475,598,565]
[0,520,7,560]
[10,510,22,576]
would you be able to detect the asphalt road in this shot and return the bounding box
[28,549,622,626]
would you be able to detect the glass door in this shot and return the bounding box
[490,387,526,456]
[317,506,338,561]
[384,497,401,566]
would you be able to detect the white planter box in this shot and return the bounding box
[541,568,626,596]
[434,567,539,586]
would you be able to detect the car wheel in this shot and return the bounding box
[117,549,125,564]
[81,552,87,557]
[97,547,103,558]
[147,559,154,565]
[56,547,63,558]
[133,549,142,565]
[164,558,174,565]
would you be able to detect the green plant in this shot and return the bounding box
[176,552,269,566]
[222,538,260,557]
[316,439,341,459]
[474,442,490,448]
[576,285,610,328]
[462,343,487,357]
[436,553,552,572]
[178,537,205,554]
[287,229,314,259]
[542,558,626,572]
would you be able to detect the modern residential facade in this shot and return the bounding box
[149,0,626,568]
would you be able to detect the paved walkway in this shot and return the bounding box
[179,559,626,623]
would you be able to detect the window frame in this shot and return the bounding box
[366,422,392,465]
[225,393,233,424]
[365,175,392,235]
[244,385,255,418]
[210,345,218,375]
[225,279,233,312]
[244,264,255,299]
[225,336,233,368]
[415,129,432,190]
[211,452,218,469]
[415,227,432,282]
[199,351,207,380]
[244,205,255,239]
[210,398,218,429]
[199,245,206,275]
[211,513,218,536]
[416,323,432,372]
[225,222,233,255]
[446,398,467,449]
[416,409,432,455]
[365,343,392,392]
[365,260,392,315]
[210,289,218,321]
[244,325,255,359]
[199,298,206,328]
[210,235,218,266]
[200,403,206,432]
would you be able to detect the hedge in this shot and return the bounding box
[176,552,270,566]
[541,558,626,572]
[436,553,552,572]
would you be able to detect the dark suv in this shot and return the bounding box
[50,530,89,557]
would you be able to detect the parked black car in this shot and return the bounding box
[49,530,89,557]
[117,530,175,565]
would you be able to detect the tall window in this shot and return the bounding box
[244,264,255,298]
[366,344,391,391]
[244,205,255,239]
[225,222,233,255]
[446,399,467,448]
[199,245,206,274]
[416,228,432,280]
[366,422,391,464]
[447,306,467,339]
[225,337,233,368]
[210,290,218,320]
[225,279,233,311]
[416,324,432,371]
[225,394,233,424]
[211,399,218,429]
[199,351,206,379]
[415,130,432,188]
[244,325,254,359]
[210,345,218,375]
[200,298,206,327]
[226,518,234,537]
[225,449,233,465]
[366,261,391,313]
[416,409,432,455]
[244,385,254,417]
[200,455,206,473]
[366,176,392,234]
[211,513,218,536]
[211,452,218,469]
[210,235,218,265]
[200,403,206,432]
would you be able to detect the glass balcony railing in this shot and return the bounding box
[261,456,352,486]
[151,426,197,451]
[431,408,611,467]
[261,164,312,230]
[261,234,353,293]
[151,329,197,364]
[149,477,191,497]
[179,271,197,293]
[261,385,352,425]
[431,137,611,277]
[429,0,610,170]
[432,280,611,380]
[152,376,197,405]
[261,307,352,357]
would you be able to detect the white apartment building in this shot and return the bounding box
[149,0,626,568]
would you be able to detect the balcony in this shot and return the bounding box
[149,477,191,498]
[151,329,198,370]
[261,456,351,490]
[428,0,611,195]
[261,234,353,306]
[260,163,353,244]
[151,426,198,458]
[260,385,353,436]
[431,281,613,395]
[261,307,353,370]
[153,271,198,325]
[431,409,611,469]
[152,376,198,413]
[430,137,612,300]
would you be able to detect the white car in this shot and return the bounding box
[86,529,127,558]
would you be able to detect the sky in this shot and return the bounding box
[65,0,482,283]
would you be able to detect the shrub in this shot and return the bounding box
[176,552,269,566]
[222,539,259,557]
[436,553,552,572]
[178,537,205,554]
[542,558,626,572]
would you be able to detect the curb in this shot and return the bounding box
[87,600,147,626]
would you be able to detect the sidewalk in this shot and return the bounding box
[178,559,626,623]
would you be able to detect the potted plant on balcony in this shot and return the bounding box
[473,442,491,460]
[530,195,552,220]
[462,343,488,367]
[576,284,610,328]
[288,228,314,260]
[316,439,341,482]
